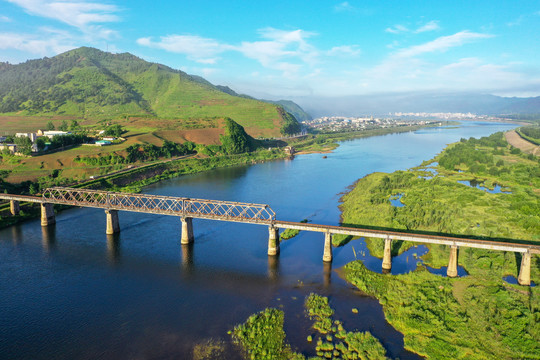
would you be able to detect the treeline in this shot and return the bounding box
[517,126,540,145]
[439,132,518,176]
[276,107,302,135]
[76,140,196,166]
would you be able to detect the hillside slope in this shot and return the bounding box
[0,47,298,137]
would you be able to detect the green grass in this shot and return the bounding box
[339,132,540,359]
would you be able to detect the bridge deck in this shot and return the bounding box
[0,194,44,203]
[1,188,539,254]
[275,221,540,254]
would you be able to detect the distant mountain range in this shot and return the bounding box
[293,93,540,118]
[0,47,301,136]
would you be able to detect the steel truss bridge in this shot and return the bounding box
[1,186,539,285]
[41,187,276,224]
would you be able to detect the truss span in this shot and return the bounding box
[42,187,275,223]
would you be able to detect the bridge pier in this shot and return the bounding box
[105,210,120,234]
[447,245,458,278]
[40,203,55,226]
[268,226,279,256]
[382,237,392,271]
[181,217,194,244]
[10,200,20,216]
[323,232,333,262]
[518,251,531,286]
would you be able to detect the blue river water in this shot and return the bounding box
[0,121,517,359]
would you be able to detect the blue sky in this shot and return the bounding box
[1,0,540,98]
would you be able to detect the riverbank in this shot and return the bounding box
[0,124,440,229]
[339,132,539,359]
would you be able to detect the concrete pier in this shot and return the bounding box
[105,210,120,234]
[518,251,531,286]
[323,232,333,262]
[40,203,55,226]
[181,217,194,244]
[447,245,458,278]
[268,226,279,256]
[382,237,392,271]
[10,200,20,216]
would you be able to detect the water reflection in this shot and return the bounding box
[106,234,121,265]
[503,275,537,287]
[181,243,194,274]
[267,255,280,282]
[11,225,23,244]
[323,261,332,287]
[457,180,511,194]
[425,265,469,277]
[41,226,56,252]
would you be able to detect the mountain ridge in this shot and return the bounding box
[0,47,301,137]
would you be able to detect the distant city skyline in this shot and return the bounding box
[1,0,539,98]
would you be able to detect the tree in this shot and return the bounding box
[36,137,47,151]
[46,121,55,131]
[69,120,79,131]
[104,124,124,137]
[58,120,68,131]
[14,136,32,155]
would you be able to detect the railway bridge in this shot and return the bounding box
[1,187,538,286]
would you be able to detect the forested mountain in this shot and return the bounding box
[215,85,312,122]
[0,47,300,136]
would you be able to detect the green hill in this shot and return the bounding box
[0,47,299,137]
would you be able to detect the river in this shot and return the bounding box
[0,121,517,359]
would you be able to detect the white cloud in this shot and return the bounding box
[137,35,228,64]
[6,0,120,39]
[326,45,360,57]
[236,28,319,69]
[334,1,354,12]
[385,24,409,34]
[137,28,331,78]
[387,20,440,34]
[396,31,493,58]
[0,32,74,55]
[415,20,440,33]
[0,15,12,22]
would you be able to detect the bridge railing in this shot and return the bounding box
[42,187,276,222]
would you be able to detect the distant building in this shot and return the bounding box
[0,144,17,154]
[43,131,70,139]
[284,146,296,155]
[16,132,38,142]
[103,137,116,141]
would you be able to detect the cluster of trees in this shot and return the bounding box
[76,140,196,166]
[520,126,540,140]
[220,118,256,154]
[277,107,302,135]
[438,133,508,174]
[40,134,88,152]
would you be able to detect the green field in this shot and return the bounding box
[339,132,540,359]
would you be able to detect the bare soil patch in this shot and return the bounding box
[505,130,539,156]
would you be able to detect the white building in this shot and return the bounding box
[43,131,70,139]
[15,132,38,142]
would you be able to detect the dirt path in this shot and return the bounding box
[505,130,539,156]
